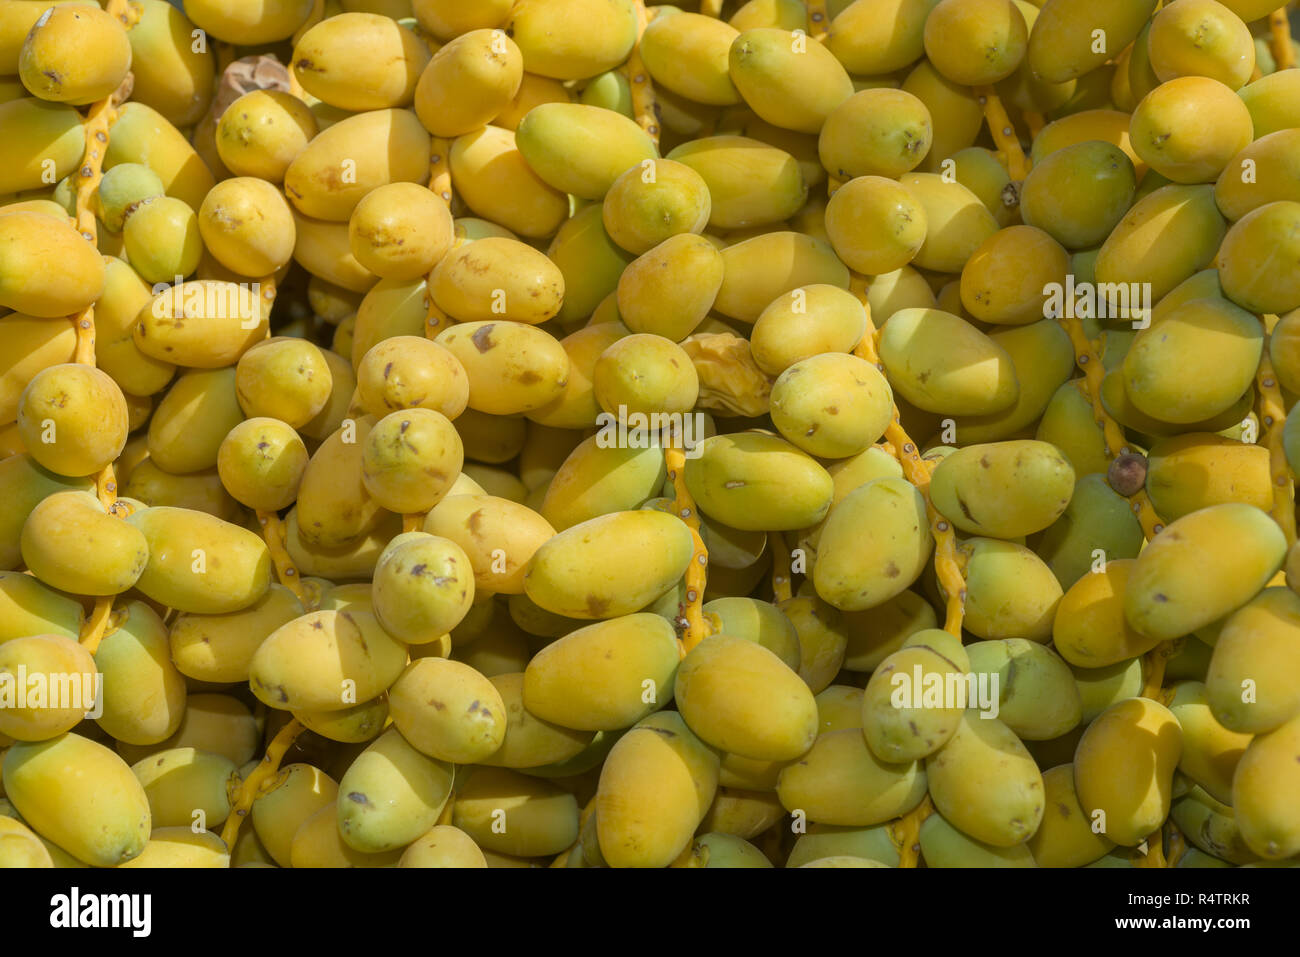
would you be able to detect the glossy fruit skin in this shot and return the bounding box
[126,506,272,616]
[1054,559,1165,669]
[1028,0,1159,84]
[1027,764,1115,867]
[505,0,639,81]
[0,634,98,742]
[0,212,106,318]
[250,609,407,713]
[930,440,1074,538]
[967,639,1082,740]
[523,613,680,732]
[435,321,569,416]
[1095,184,1227,303]
[397,825,488,868]
[879,308,1019,416]
[919,811,1037,867]
[819,88,932,182]
[1130,76,1253,184]
[777,728,927,827]
[516,102,658,201]
[1233,711,1300,860]
[294,12,430,112]
[899,173,998,273]
[728,28,853,135]
[814,478,933,613]
[1020,141,1136,249]
[20,490,147,596]
[169,584,304,685]
[926,710,1045,847]
[675,633,818,762]
[960,226,1070,324]
[1145,433,1272,523]
[183,0,314,44]
[923,0,1027,86]
[216,418,309,513]
[824,175,927,276]
[3,733,152,867]
[371,532,473,644]
[596,711,718,868]
[685,432,834,532]
[1238,69,1300,138]
[284,109,431,222]
[19,5,131,106]
[616,234,723,342]
[1217,201,1300,315]
[525,510,693,620]
[1206,588,1300,735]
[1074,697,1182,847]
[389,658,507,764]
[0,456,94,571]
[126,0,213,127]
[198,178,296,278]
[750,284,866,377]
[415,28,522,138]
[95,163,165,234]
[667,136,806,232]
[217,90,317,183]
[1125,504,1287,642]
[1148,0,1254,90]
[362,409,463,515]
[122,195,202,284]
[958,538,1063,643]
[17,363,127,478]
[861,646,963,763]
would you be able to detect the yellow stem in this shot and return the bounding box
[1165,821,1187,868]
[806,0,830,40]
[1134,828,1168,868]
[1141,641,1174,700]
[1056,314,1163,538]
[1023,110,1046,139]
[667,442,710,655]
[429,137,453,207]
[257,510,308,602]
[67,16,137,652]
[258,271,280,321]
[403,513,425,534]
[625,1,660,145]
[424,291,453,340]
[220,718,306,850]
[851,278,967,637]
[889,795,934,868]
[769,532,793,603]
[1271,7,1296,70]
[1257,353,1296,546]
[974,86,1029,182]
[292,0,326,46]
[551,795,598,867]
[436,790,456,826]
[78,597,116,655]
